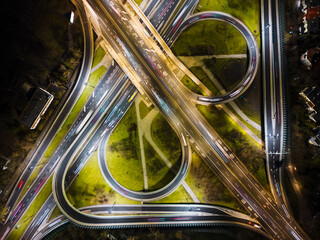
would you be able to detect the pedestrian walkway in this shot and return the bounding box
[135,97,148,190]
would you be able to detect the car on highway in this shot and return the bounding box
[18,180,23,189]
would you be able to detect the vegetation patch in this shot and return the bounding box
[151,185,191,203]
[196,104,268,189]
[234,80,262,126]
[225,103,261,137]
[67,152,138,209]
[151,113,182,165]
[189,66,220,95]
[180,75,204,95]
[172,21,247,56]
[49,207,62,221]
[143,137,175,191]
[195,0,260,42]
[106,104,143,191]
[203,57,247,92]
[186,152,246,212]
[139,100,153,119]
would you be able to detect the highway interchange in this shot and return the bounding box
[0,0,311,239]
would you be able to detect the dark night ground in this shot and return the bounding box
[283,0,320,239]
[48,225,269,240]
[0,0,82,212]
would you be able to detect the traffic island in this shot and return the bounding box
[66,152,139,209]
[102,97,185,198]
[106,104,143,192]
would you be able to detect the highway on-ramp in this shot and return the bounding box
[24,2,195,238]
[21,79,134,240]
[79,0,309,239]
[32,204,268,240]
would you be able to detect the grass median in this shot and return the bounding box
[226,102,261,137]
[48,207,61,221]
[91,46,105,68]
[8,177,53,240]
[181,74,205,95]
[189,66,220,95]
[150,185,191,203]
[134,0,143,6]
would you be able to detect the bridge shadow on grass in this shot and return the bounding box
[145,153,182,192]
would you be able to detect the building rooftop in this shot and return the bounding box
[19,88,54,129]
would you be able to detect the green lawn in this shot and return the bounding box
[196,104,268,190]
[234,84,262,125]
[185,152,246,212]
[203,57,248,92]
[8,177,53,240]
[172,21,247,56]
[67,152,139,209]
[151,113,182,166]
[180,74,205,95]
[151,185,191,203]
[194,0,260,41]
[106,104,144,191]
[143,137,175,191]
[189,66,220,96]
[226,102,261,137]
[139,100,153,119]
[91,46,106,68]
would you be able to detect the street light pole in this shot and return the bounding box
[108,202,116,214]
[255,24,270,39]
[15,214,34,229]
